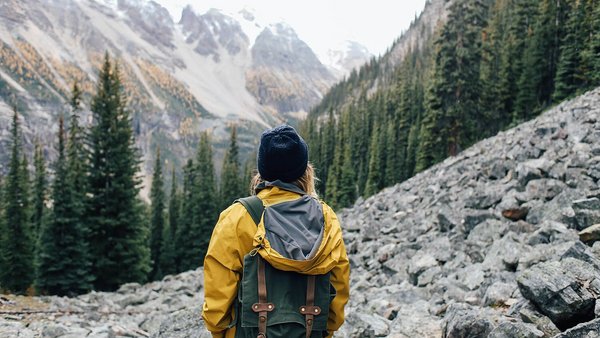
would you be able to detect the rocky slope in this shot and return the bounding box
[1,88,599,337]
[0,0,369,176]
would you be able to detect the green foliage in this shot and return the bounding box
[36,116,93,296]
[0,107,34,293]
[220,125,243,209]
[149,148,166,280]
[177,133,218,271]
[160,167,179,276]
[553,0,583,101]
[86,53,150,290]
[32,142,47,238]
[303,0,598,211]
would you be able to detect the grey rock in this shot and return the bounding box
[442,303,496,338]
[438,206,460,232]
[525,179,566,201]
[483,281,516,307]
[152,307,207,338]
[41,325,68,338]
[408,253,438,286]
[560,241,600,270]
[463,210,499,235]
[516,159,553,185]
[488,321,544,338]
[517,259,597,330]
[517,301,561,337]
[527,221,577,246]
[465,188,503,210]
[552,318,600,338]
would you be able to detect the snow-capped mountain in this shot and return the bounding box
[324,40,373,78]
[0,0,370,178]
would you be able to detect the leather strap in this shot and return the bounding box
[252,256,273,338]
[299,275,320,338]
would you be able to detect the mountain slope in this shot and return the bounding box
[0,0,366,176]
[2,87,599,338]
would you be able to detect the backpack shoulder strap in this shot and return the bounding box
[236,196,265,226]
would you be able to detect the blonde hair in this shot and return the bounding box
[250,163,318,198]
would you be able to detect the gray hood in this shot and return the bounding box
[258,181,325,260]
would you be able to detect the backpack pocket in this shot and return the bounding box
[235,254,331,338]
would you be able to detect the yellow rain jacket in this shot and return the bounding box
[202,184,350,338]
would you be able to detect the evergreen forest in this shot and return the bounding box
[302,0,600,209]
[0,54,249,295]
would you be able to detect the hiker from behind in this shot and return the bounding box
[202,125,350,338]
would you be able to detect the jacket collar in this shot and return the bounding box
[255,180,306,196]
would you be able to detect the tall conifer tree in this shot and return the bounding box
[554,0,586,101]
[37,117,92,295]
[0,107,34,293]
[32,142,47,238]
[87,53,150,290]
[220,125,242,209]
[175,158,195,272]
[160,167,179,276]
[179,133,218,271]
[149,148,166,280]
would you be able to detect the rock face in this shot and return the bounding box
[2,88,600,337]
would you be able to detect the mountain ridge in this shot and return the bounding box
[0,0,372,178]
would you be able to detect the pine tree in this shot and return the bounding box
[554,0,586,101]
[516,0,564,117]
[178,133,218,271]
[592,1,600,85]
[417,0,488,170]
[580,0,600,88]
[365,122,382,197]
[36,117,92,296]
[149,148,166,280]
[336,138,357,208]
[32,141,47,239]
[87,53,150,290]
[66,81,94,292]
[220,125,242,209]
[0,107,34,293]
[160,167,179,276]
[175,158,195,272]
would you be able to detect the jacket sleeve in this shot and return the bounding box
[202,205,246,337]
[323,205,351,337]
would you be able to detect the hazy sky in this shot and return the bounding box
[159,0,427,58]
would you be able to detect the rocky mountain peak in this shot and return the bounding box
[252,23,327,75]
[325,40,373,78]
[117,0,174,49]
[179,6,248,62]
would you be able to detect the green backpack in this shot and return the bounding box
[234,196,336,338]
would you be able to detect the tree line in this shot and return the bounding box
[0,54,251,296]
[302,0,600,210]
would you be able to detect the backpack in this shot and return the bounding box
[233,196,336,338]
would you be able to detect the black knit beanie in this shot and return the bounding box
[257,124,308,182]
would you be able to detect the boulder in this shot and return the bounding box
[579,223,600,245]
[442,303,496,338]
[517,259,597,330]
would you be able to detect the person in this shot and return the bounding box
[202,124,350,338]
